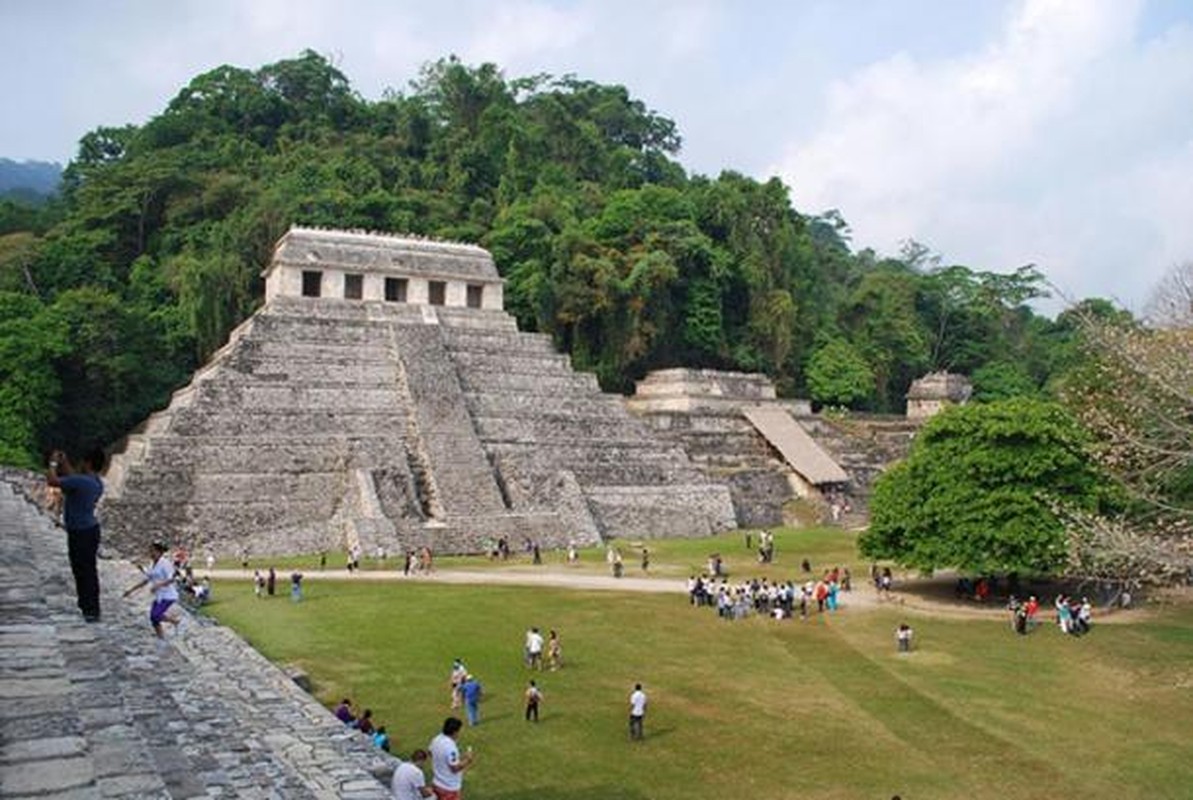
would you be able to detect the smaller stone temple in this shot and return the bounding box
[627,369,847,527]
[102,228,736,558]
[905,371,973,420]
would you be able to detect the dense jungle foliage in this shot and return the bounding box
[0,51,1099,467]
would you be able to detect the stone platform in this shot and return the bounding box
[0,480,393,799]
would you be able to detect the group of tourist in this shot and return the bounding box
[687,567,852,620]
[387,679,650,798]
[522,627,563,671]
[1004,593,1093,636]
[251,567,303,601]
[334,697,394,752]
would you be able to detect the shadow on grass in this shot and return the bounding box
[489,785,650,800]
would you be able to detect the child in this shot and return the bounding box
[123,541,185,649]
[896,622,914,653]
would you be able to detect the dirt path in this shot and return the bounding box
[205,566,1086,620]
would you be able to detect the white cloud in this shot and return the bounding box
[773,0,1193,310]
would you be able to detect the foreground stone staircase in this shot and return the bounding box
[0,479,392,800]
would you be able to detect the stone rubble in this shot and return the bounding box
[0,480,394,799]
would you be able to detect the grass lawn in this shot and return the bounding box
[203,529,1193,799]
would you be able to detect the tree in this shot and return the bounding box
[0,292,67,465]
[970,361,1038,402]
[1144,261,1193,329]
[1061,312,1193,523]
[805,337,873,408]
[860,398,1108,575]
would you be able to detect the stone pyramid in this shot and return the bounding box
[102,227,736,557]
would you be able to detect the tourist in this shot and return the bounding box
[641,547,650,572]
[547,629,562,671]
[266,567,276,596]
[1077,597,1093,633]
[372,725,391,753]
[253,570,265,599]
[1024,595,1040,630]
[290,571,303,602]
[532,542,542,565]
[358,708,376,735]
[1056,595,1072,634]
[460,674,483,726]
[122,541,185,649]
[612,549,624,578]
[566,541,578,565]
[896,623,914,653]
[205,551,215,574]
[429,717,475,800]
[524,679,542,722]
[526,627,544,671]
[801,558,812,574]
[449,658,468,709]
[629,683,648,741]
[880,567,893,598]
[319,550,327,571]
[240,546,250,571]
[391,748,433,799]
[46,447,105,623]
[420,546,433,574]
[334,698,356,725]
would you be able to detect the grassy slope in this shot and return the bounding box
[204,530,1193,800]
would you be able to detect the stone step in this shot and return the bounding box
[170,408,409,437]
[0,479,394,799]
[457,370,601,394]
[447,349,574,374]
[439,328,557,355]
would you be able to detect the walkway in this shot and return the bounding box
[0,481,393,800]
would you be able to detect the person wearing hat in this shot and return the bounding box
[123,540,185,647]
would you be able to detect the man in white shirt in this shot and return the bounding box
[391,749,433,800]
[629,683,648,741]
[527,627,544,670]
[428,717,474,800]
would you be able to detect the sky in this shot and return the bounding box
[3,0,1192,315]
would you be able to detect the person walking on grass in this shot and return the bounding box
[429,717,475,800]
[122,541,185,650]
[547,629,563,671]
[47,447,105,623]
[629,683,648,741]
[527,627,544,671]
[449,658,468,709]
[896,623,914,653]
[460,674,483,726]
[525,680,542,722]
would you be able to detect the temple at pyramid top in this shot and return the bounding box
[263,226,505,310]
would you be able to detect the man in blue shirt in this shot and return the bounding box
[47,447,105,622]
[460,675,483,726]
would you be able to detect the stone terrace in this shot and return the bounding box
[0,480,393,800]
